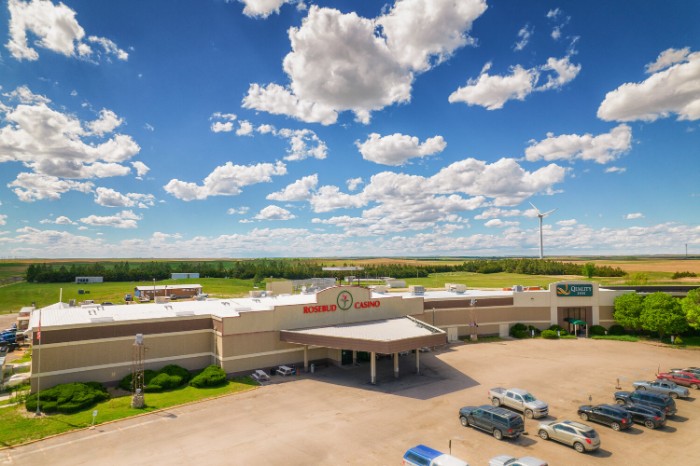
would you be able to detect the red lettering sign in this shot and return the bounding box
[353,300,381,309]
[303,304,337,314]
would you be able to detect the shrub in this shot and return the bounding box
[547,325,568,336]
[607,324,625,335]
[672,336,684,345]
[25,382,109,414]
[527,325,541,336]
[541,329,559,339]
[146,373,183,392]
[190,365,227,388]
[119,369,158,391]
[510,323,528,338]
[160,364,191,384]
[589,325,607,336]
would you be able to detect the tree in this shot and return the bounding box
[613,293,645,332]
[682,288,700,330]
[640,292,688,340]
[582,262,596,278]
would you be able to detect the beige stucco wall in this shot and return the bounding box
[31,331,213,391]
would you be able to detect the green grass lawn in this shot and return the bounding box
[0,278,255,314]
[0,377,257,447]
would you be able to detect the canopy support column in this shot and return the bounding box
[303,345,308,372]
[370,352,376,384]
[393,352,399,378]
[416,348,420,374]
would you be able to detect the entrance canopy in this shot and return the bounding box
[564,317,587,325]
[280,316,446,354]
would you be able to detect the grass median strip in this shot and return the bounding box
[0,377,257,448]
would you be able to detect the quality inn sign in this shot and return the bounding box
[556,283,593,297]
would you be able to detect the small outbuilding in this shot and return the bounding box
[75,276,103,284]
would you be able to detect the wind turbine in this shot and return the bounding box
[529,202,556,259]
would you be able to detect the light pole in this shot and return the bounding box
[152,278,155,301]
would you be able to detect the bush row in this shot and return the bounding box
[25,382,109,414]
[119,364,193,392]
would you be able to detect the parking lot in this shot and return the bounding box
[3,338,699,465]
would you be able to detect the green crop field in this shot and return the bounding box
[0,278,255,314]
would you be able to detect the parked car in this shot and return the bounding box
[577,404,632,431]
[489,455,548,466]
[251,369,270,382]
[633,379,689,399]
[537,420,600,453]
[458,405,525,440]
[614,390,677,416]
[622,403,666,429]
[0,332,16,344]
[275,365,295,376]
[402,444,469,466]
[658,371,700,390]
[488,387,549,419]
[670,367,700,377]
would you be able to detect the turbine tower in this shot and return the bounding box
[530,202,556,259]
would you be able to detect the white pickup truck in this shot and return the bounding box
[488,388,549,419]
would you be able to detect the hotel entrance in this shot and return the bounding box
[558,307,592,335]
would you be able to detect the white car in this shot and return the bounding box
[276,365,295,376]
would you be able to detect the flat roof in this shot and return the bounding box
[280,317,446,353]
[27,289,423,330]
[27,286,519,330]
[283,317,440,341]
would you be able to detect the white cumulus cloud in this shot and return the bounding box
[6,0,127,62]
[525,124,632,164]
[267,174,318,201]
[254,205,296,221]
[598,49,700,122]
[355,133,446,166]
[79,209,141,229]
[0,86,141,199]
[244,1,488,124]
[164,161,287,201]
[625,213,644,220]
[449,55,581,110]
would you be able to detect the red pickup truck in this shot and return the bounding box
[657,371,700,390]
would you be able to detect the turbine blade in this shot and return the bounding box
[528,201,541,215]
[542,208,556,217]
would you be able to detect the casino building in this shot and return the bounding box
[28,281,627,391]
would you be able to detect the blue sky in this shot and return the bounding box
[0,0,698,258]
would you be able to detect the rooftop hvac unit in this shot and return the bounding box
[175,310,195,317]
[409,285,425,295]
[446,283,467,293]
[513,285,524,292]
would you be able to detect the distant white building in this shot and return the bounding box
[75,276,103,284]
[171,272,200,280]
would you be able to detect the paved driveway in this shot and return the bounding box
[3,338,699,465]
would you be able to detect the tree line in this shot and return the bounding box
[25,258,625,283]
[614,289,700,339]
[461,258,625,277]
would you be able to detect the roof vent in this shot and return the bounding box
[175,310,195,317]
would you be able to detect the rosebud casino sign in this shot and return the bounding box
[303,287,381,314]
